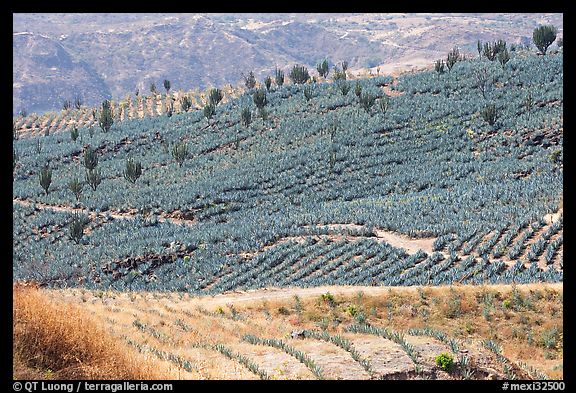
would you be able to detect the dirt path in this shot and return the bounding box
[13,198,196,227]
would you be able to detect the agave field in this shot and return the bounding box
[13,49,562,293]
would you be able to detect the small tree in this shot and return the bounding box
[74,94,83,110]
[70,126,79,142]
[359,92,376,113]
[446,47,460,72]
[341,61,349,72]
[475,67,493,100]
[253,88,267,109]
[208,88,223,106]
[477,40,482,58]
[69,213,89,244]
[378,97,389,114]
[163,79,171,93]
[203,103,215,121]
[316,59,329,79]
[304,85,314,101]
[354,82,362,98]
[243,71,257,89]
[264,76,272,91]
[481,104,498,126]
[241,107,252,127]
[337,80,350,95]
[39,163,52,195]
[289,64,310,84]
[13,148,18,175]
[275,68,285,87]
[524,91,534,117]
[62,99,72,111]
[435,59,445,75]
[85,168,102,191]
[83,146,98,171]
[98,100,114,133]
[180,96,192,112]
[533,25,557,55]
[498,47,510,69]
[166,101,173,117]
[172,141,188,167]
[68,177,83,201]
[123,157,142,184]
[150,82,157,94]
[333,66,347,81]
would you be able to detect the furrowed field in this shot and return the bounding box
[13,48,562,380]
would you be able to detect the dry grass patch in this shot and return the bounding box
[13,283,163,380]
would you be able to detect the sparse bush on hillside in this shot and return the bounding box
[39,163,52,195]
[74,95,83,110]
[123,157,142,184]
[481,104,498,126]
[336,80,350,95]
[98,100,114,133]
[446,47,461,71]
[476,67,494,100]
[203,103,215,121]
[354,82,362,98]
[13,148,19,175]
[243,71,257,89]
[289,64,310,84]
[264,76,272,91]
[360,92,376,113]
[85,168,102,191]
[274,68,284,87]
[69,212,89,244]
[241,107,252,127]
[483,40,507,61]
[533,25,557,55]
[83,146,99,171]
[172,141,188,167]
[62,99,72,111]
[435,59,445,75]
[166,101,173,117]
[70,126,79,142]
[68,177,83,201]
[253,88,267,109]
[498,47,511,69]
[316,59,329,79]
[208,88,223,107]
[378,97,389,114]
[333,66,347,81]
[304,85,314,101]
[180,96,192,112]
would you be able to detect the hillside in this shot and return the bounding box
[13,49,563,292]
[13,48,563,380]
[12,13,563,114]
[14,283,563,380]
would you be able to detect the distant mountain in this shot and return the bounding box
[13,13,563,115]
[13,32,111,115]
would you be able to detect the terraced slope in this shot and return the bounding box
[19,283,560,380]
[13,50,562,292]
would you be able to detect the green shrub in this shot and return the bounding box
[435,353,454,372]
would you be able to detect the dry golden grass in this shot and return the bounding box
[20,283,563,380]
[13,283,165,380]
